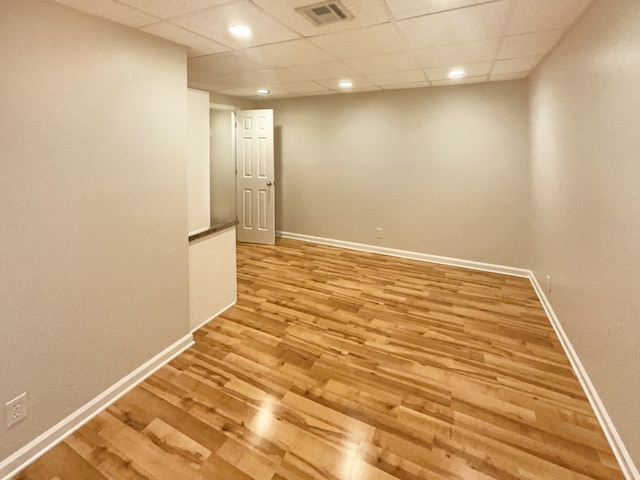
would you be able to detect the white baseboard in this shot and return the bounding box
[277,231,639,479]
[191,299,237,333]
[0,334,194,480]
[529,276,640,480]
[277,231,530,278]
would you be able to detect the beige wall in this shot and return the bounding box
[263,81,531,267]
[187,89,211,235]
[189,228,237,332]
[0,0,190,464]
[210,109,237,223]
[529,0,640,466]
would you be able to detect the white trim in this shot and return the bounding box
[277,231,530,278]
[528,276,640,480]
[0,334,194,480]
[277,230,639,479]
[190,300,237,334]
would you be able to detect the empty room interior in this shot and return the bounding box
[1,0,639,479]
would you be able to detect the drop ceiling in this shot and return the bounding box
[51,0,592,100]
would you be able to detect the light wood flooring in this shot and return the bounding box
[15,238,624,480]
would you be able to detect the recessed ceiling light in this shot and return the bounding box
[257,89,270,95]
[448,69,466,79]
[229,25,251,37]
[339,80,353,88]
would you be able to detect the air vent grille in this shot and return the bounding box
[296,1,354,26]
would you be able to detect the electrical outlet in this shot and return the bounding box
[376,228,383,239]
[546,275,551,294]
[6,392,27,429]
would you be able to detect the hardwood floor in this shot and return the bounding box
[15,238,624,480]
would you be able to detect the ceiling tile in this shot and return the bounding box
[344,51,422,75]
[235,69,308,86]
[498,29,565,59]
[287,61,360,80]
[425,62,492,81]
[343,86,384,94]
[52,0,593,97]
[315,76,376,90]
[141,22,230,58]
[415,39,499,68]
[52,0,159,27]
[310,23,408,59]
[431,75,488,86]
[381,81,431,90]
[190,75,249,90]
[397,1,509,49]
[366,70,427,86]
[236,81,329,96]
[244,39,336,67]
[218,88,257,97]
[385,0,497,20]
[199,68,308,89]
[506,0,592,35]
[174,0,300,48]
[491,55,542,74]
[489,71,529,81]
[118,0,230,19]
[187,51,273,80]
[251,0,392,37]
[282,81,330,94]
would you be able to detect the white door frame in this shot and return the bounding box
[235,109,275,245]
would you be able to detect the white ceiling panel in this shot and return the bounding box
[315,76,376,90]
[381,81,431,90]
[251,0,391,37]
[280,81,329,94]
[491,55,542,74]
[397,1,509,49]
[53,0,595,98]
[187,51,273,80]
[52,0,159,27]
[498,29,565,59]
[489,71,529,81]
[218,88,256,97]
[506,0,592,35]
[384,0,497,21]
[230,82,323,96]
[367,70,427,87]
[431,75,488,86]
[342,86,384,94]
[309,23,408,59]
[199,68,308,89]
[141,22,231,57]
[416,39,499,68]
[344,51,422,75]
[287,60,361,80]
[175,0,300,48]
[425,62,492,81]
[118,0,230,19]
[244,39,336,67]
[234,68,308,86]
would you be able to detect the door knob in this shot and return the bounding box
[266,181,273,186]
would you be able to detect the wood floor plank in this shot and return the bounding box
[13,238,625,479]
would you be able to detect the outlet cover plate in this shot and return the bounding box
[6,392,27,429]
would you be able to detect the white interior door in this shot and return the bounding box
[236,109,275,245]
